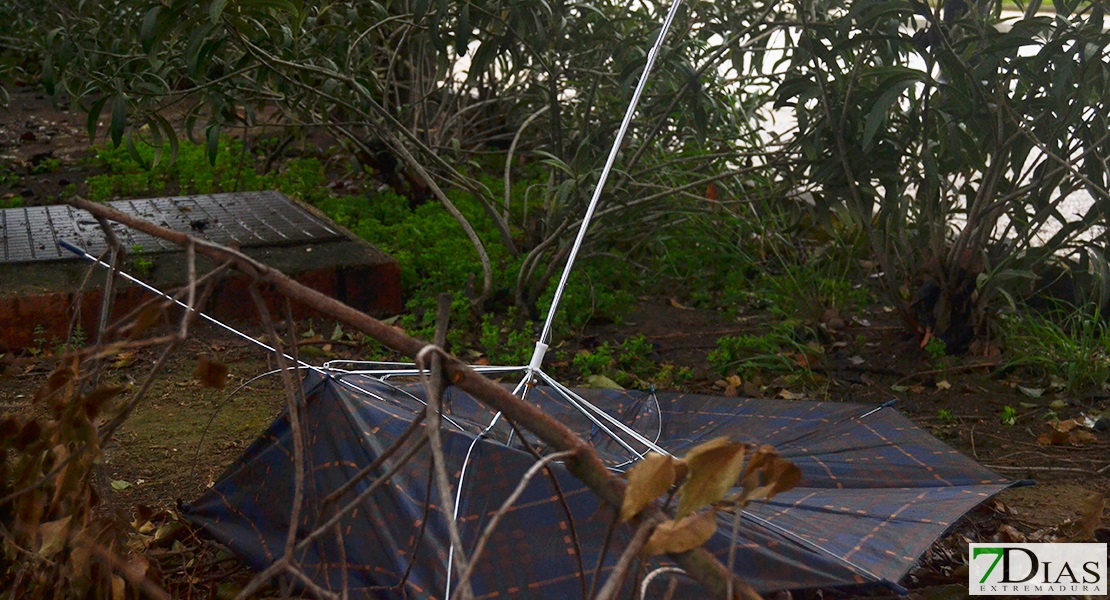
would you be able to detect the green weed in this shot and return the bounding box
[707,325,808,378]
[478,313,534,365]
[30,157,62,174]
[923,337,947,363]
[571,335,678,388]
[1001,405,1018,426]
[130,244,153,277]
[1000,304,1110,392]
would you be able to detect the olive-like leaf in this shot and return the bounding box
[205,123,221,166]
[642,510,718,556]
[86,96,108,143]
[140,6,162,53]
[676,437,746,518]
[110,95,126,148]
[620,452,679,522]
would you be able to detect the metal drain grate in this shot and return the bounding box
[0,191,343,264]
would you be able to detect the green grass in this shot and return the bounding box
[1000,304,1110,392]
[572,335,692,388]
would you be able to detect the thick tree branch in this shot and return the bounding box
[67,196,759,600]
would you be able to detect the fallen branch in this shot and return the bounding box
[67,196,759,600]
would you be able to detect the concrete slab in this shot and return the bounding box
[0,192,402,349]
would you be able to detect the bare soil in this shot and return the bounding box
[1,88,1107,597]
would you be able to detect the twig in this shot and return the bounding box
[969,424,977,460]
[594,519,656,600]
[452,450,576,599]
[984,465,1099,476]
[892,360,1002,386]
[233,436,429,599]
[423,294,474,600]
[320,410,427,508]
[87,541,171,600]
[507,420,588,598]
[587,511,622,599]
[247,285,306,576]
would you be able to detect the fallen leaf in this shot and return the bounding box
[669,297,692,310]
[38,515,72,558]
[194,354,229,389]
[1072,493,1105,541]
[1072,430,1097,445]
[621,453,680,522]
[1037,430,1070,446]
[677,438,746,518]
[111,480,132,491]
[1056,419,1081,432]
[1018,386,1044,399]
[643,510,718,556]
[330,323,344,341]
[997,524,1026,543]
[586,374,623,390]
[724,375,742,397]
[112,351,134,368]
[891,385,909,393]
[777,389,805,400]
[936,380,952,390]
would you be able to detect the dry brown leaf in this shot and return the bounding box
[82,384,125,418]
[128,304,165,339]
[111,575,126,600]
[997,524,1026,543]
[643,510,719,556]
[738,445,802,503]
[1037,428,1071,446]
[676,437,746,518]
[1072,430,1097,445]
[1056,419,1081,432]
[778,389,805,400]
[621,453,680,522]
[194,354,229,389]
[1072,493,1105,541]
[38,515,72,558]
[705,182,719,202]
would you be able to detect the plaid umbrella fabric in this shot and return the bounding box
[184,370,1015,598]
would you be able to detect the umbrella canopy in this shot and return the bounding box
[184,369,1015,598]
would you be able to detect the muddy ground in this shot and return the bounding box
[1,88,1108,597]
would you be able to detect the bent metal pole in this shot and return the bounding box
[526,0,688,374]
